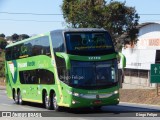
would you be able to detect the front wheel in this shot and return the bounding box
[18,90,24,105]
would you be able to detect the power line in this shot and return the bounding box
[1,12,160,16]
[0,12,63,16]
[0,18,64,23]
[139,14,160,16]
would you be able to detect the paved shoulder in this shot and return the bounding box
[0,85,6,90]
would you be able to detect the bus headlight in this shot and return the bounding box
[73,92,80,97]
[67,90,80,97]
[114,90,118,94]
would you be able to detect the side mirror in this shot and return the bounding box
[118,69,124,88]
[117,52,126,88]
[118,52,126,68]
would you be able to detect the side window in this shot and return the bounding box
[32,36,51,56]
[39,36,51,56]
[24,41,33,57]
[19,70,38,84]
[19,36,51,58]
[6,36,51,61]
[19,71,26,84]
[19,69,55,84]
[37,69,55,84]
[12,44,21,59]
[32,38,42,56]
[6,44,22,60]
[19,43,29,57]
[51,32,64,52]
[5,48,12,61]
[55,56,68,84]
[11,46,17,60]
[39,36,51,55]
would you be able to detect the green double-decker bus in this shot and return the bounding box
[5,28,125,110]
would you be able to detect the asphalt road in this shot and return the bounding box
[0,90,160,120]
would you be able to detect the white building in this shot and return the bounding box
[122,22,160,89]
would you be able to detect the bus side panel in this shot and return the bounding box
[5,62,13,99]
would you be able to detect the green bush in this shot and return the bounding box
[0,50,5,77]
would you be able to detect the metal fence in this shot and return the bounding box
[124,69,148,78]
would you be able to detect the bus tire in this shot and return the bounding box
[18,90,24,105]
[52,93,60,111]
[14,91,18,104]
[44,92,52,110]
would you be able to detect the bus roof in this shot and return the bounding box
[5,32,50,48]
[50,28,107,33]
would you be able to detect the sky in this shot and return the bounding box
[0,0,160,36]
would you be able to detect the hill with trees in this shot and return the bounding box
[0,33,30,83]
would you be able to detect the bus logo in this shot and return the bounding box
[88,57,101,60]
[8,62,15,79]
[8,60,18,84]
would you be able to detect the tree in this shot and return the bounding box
[9,34,30,42]
[11,33,19,41]
[18,34,30,41]
[0,33,5,38]
[61,0,139,50]
[0,37,7,50]
[6,36,12,41]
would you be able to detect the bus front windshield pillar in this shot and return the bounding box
[55,52,71,70]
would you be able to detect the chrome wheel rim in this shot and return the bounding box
[19,92,22,103]
[14,92,18,102]
[45,94,49,107]
[53,95,57,109]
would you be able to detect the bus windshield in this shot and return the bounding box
[65,32,115,55]
[59,59,118,89]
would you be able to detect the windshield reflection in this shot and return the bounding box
[58,60,118,89]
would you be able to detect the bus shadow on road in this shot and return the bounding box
[19,102,160,114]
[68,105,160,113]
[12,101,160,117]
[17,101,45,109]
[65,105,160,117]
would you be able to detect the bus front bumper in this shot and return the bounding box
[68,93,119,108]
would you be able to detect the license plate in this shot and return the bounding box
[93,100,101,104]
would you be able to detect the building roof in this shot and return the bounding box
[137,22,160,29]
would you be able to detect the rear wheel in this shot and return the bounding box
[14,91,18,104]
[52,93,61,111]
[44,92,52,110]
